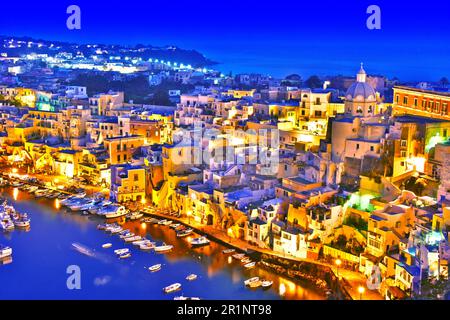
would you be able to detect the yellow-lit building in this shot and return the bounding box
[104,135,145,165]
[110,164,146,203]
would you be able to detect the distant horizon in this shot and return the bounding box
[1,0,449,82]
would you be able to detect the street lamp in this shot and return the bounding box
[358,286,365,300]
[335,258,342,278]
[187,210,192,224]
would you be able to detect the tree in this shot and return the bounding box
[306,75,322,89]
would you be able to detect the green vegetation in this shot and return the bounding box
[343,215,368,232]
[329,234,365,255]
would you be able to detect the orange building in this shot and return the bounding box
[393,86,450,120]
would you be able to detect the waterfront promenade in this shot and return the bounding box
[139,207,383,301]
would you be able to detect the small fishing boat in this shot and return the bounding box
[154,244,173,253]
[190,236,210,247]
[97,223,109,230]
[109,226,123,234]
[261,280,273,289]
[186,274,198,281]
[126,211,143,221]
[72,243,95,257]
[176,228,193,237]
[114,248,130,255]
[158,219,167,225]
[248,279,262,288]
[163,283,181,293]
[174,296,201,300]
[119,252,131,259]
[0,219,15,231]
[244,277,260,286]
[148,264,162,272]
[119,232,134,239]
[12,214,31,228]
[132,239,149,246]
[222,248,236,254]
[232,253,245,260]
[241,257,251,264]
[102,243,112,249]
[0,245,12,259]
[244,261,256,269]
[162,220,173,226]
[103,206,128,219]
[124,235,142,243]
[139,241,155,251]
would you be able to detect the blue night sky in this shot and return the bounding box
[1,0,449,80]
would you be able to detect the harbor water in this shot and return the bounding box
[0,187,325,300]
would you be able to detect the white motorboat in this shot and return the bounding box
[34,189,48,198]
[169,223,180,229]
[0,219,15,231]
[119,252,131,259]
[163,283,181,293]
[261,280,273,289]
[232,253,245,260]
[162,220,173,226]
[241,257,251,264]
[102,243,112,249]
[103,206,128,219]
[72,243,95,257]
[176,228,193,237]
[126,211,143,221]
[0,245,12,259]
[244,261,256,269]
[119,232,134,239]
[189,236,210,247]
[244,277,260,286]
[186,274,198,281]
[174,296,201,300]
[114,248,130,255]
[13,216,31,228]
[154,245,173,253]
[132,239,149,246]
[158,219,168,225]
[109,226,123,234]
[139,241,155,251]
[124,235,142,243]
[222,248,236,254]
[148,264,162,272]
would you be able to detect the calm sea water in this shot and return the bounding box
[0,187,324,300]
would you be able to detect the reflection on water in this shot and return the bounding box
[0,187,325,300]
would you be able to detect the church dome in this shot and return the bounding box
[345,64,377,102]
